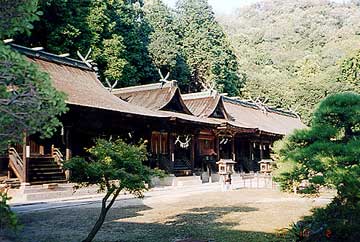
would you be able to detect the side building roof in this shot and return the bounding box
[182,91,233,120]
[112,81,223,126]
[223,97,307,135]
[112,81,192,114]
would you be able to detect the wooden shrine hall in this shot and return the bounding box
[1,44,306,185]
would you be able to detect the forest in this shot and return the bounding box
[15,0,360,123]
[219,0,360,122]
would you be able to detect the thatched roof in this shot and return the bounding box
[182,91,232,120]
[182,90,305,135]
[11,43,306,135]
[10,44,167,118]
[224,98,306,135]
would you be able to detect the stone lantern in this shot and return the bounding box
[258,159,273,174]
[216,159,236,191]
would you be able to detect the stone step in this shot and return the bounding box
[173,176,202,186]
[30,179,67,185]
[30,176,66,181]
[30,167,62,172]
[13,184,101,201]
[30,170,64,176]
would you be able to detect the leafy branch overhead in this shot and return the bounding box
[0,45,68,151]
[0,0,41,39]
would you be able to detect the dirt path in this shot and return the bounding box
[2,188,331,242]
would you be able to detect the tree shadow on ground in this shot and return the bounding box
[3,202,289,242]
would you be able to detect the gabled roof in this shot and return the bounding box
[223,98,306,135]
[182,91,233,120]
[112,81,192,114]
[9,43,305,135]
[10,44,167,118]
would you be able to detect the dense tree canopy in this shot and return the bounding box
[17,0,157,87]
[16,0,241,94]
[0,45,67,151]
[176,0,242,95]
[144,0,180,73]
[0,0,40,39]
[338,49,360,92]
[218,0,360,122]
[0,0,67,151]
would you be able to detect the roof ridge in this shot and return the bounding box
[223,97,298,118]
[9,43,93,71]
[112,81,177,94]
[182,90,219,100]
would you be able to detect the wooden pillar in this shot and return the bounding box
[215,136,220,161]
[249,141,254,171]
[22,131,30,183]
[169,133,174,172]
[190,135,195,172]
[260,141,264,161]
[65,127,72,160]
[231,135,236,161]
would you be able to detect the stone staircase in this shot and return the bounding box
[29,156,66,185]
[173,160,192,176]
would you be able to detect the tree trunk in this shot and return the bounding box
[82,189,121,242]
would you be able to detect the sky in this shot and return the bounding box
[163,0,350,15]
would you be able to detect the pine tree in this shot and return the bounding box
[175,0,242,95]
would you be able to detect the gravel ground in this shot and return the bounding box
[1,188,332,242]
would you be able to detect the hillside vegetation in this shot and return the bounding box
[219,0,360,123]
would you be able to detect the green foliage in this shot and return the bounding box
[144,0,180,71]
[16,0,243,94]
[274,92,360,203]
[0,191,19,230]
[0,0,41,39]
[338,49,360,92]
[276,92,360,241]
[17,0,92,55]
[287,198,360,241]
[175,0,242,95]
[88,0,156,86]
[18,0,156,87]
[0,44,68,151]
[218,0,360,123]
[64,138,164,242]
[65,138,156,195]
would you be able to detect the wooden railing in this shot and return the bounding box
[8,147,25,182]
[51,146,64,168]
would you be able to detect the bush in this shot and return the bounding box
[0,191,18,230]
[287,198,360,241]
